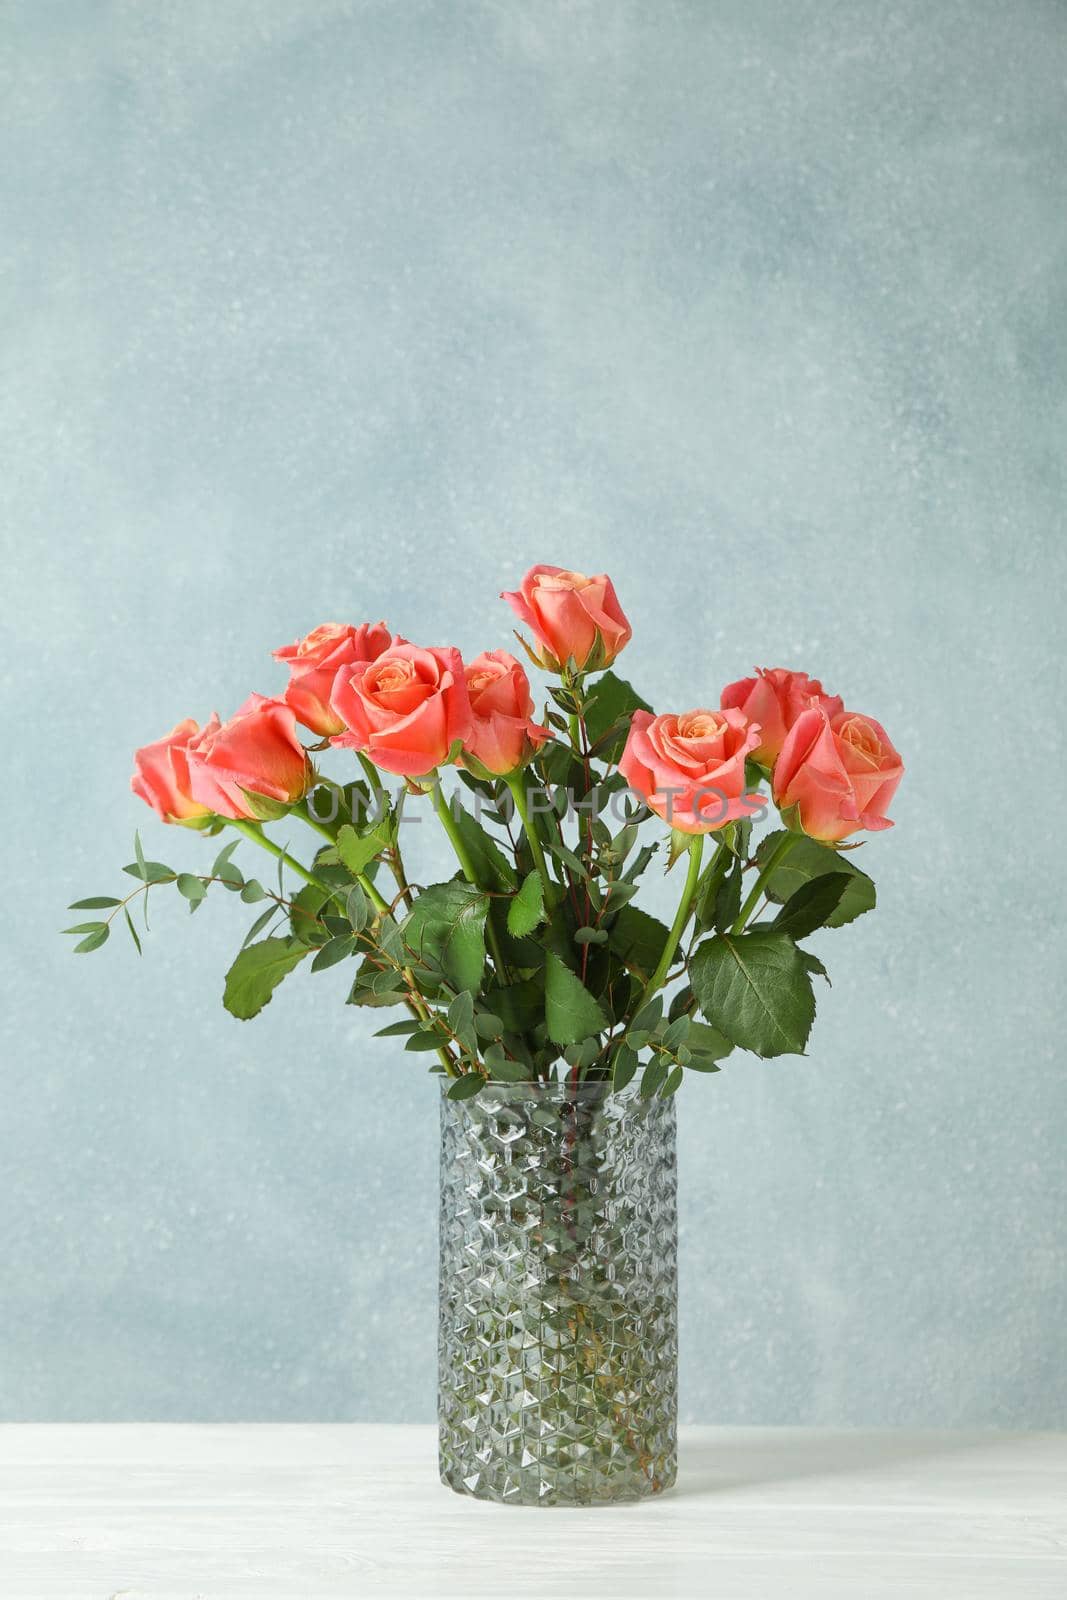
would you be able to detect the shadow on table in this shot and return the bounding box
[672,1428,1023,1500]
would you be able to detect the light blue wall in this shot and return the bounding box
[3,0,1065,1425]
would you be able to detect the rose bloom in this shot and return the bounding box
[183,694,313,820]
[330,642,472,778]
[773,707,903,842]
[131,719,213,825]
[460,650,549,777]
[501,565,631,672]
[620,707,762,835]
[273,622,392,737]
[720,667,844,766]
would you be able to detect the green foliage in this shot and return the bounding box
[769,873,853,939]
[336,821,390,880]
[223,937,308,1020]
[690,931,815,1058]
[507,870,545,938]
[451,806,517,892]
[756,831,876,927]
[583,672,653,760]
[607,905,669,983]
[543,952,608,1045]
[400,881,489,994]
[446,1073,485,1101]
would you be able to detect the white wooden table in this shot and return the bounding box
[1,1425,1064,1598]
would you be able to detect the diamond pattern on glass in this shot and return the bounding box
[438,1081,677,1506]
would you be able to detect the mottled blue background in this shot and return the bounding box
[3,0,1065,1425]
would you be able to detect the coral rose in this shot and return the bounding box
[619,707,762,835]
[273,622,392,737]
[773,707,903,842]
[720,667,844,766]
[131,719,212,825]
[461,650,549,777]
[184,694,313,821]
[330,642,472,778]
[501,565,631,672]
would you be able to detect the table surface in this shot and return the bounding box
[2,1425,1065,1599]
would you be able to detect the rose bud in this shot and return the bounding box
[501,565,631,673]
[329,642,472,779]
[460,650,550,777]
[184,694,313,821]
[619,707,762,835]
[720,667,844,766]
[273,622,392,737]
[773,707,903,842]
[131,719,214,826]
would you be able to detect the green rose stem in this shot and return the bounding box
[356,754,414,909]
[502,769,553,907]
[731,829,798,934]
[290,798,453,1067]
[225,817,341,900]
[430,780,511,988]
[229,813,456,1075]
[638,832,705,1007]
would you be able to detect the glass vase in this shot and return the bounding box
[438,1078,678,1506]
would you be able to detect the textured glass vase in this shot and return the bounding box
[438,1079,677,1506]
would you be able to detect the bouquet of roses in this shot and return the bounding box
[66,565,903,1097]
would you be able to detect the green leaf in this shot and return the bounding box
[608,905,670,982]
[223,937,308,1020]
[583,672,653,760]
[123,906,143,955]
[485,1053,528,1083]
[289,884,330,947]
[639,1057,668,1097]
[336,821,390,880]
[756,831,876,928]
[543,951,608,1045]
[507,870,545,938]
[771,873,853,939]
[687,1020,734,1063]
[68,896,121,910]
[629,995,663,1036]
[447,990,475,1035]
[451,805,517,892]
[70,923,109,953]
[481,976,543,1034]
[573,925,607,946]
[374,1019,422,1038]
[661,1065,684,1097]
[134,829,147,879]
[446,1073,485,1101]
[798,948,830,984]
[63,921,109,935]
[612,1042,639,1091]
[401,881,489,994]
[122,860,175,884]
[474,1011,504,1039]
[241,905,278,949]
[405,1030,448,1052]
[240,879,268,904]
[211,839,240,877]
[690,931,815,1058]
[177,873,207,903]
[311,936,356,972]
[345,882,369,934]
[713,861,743,933]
